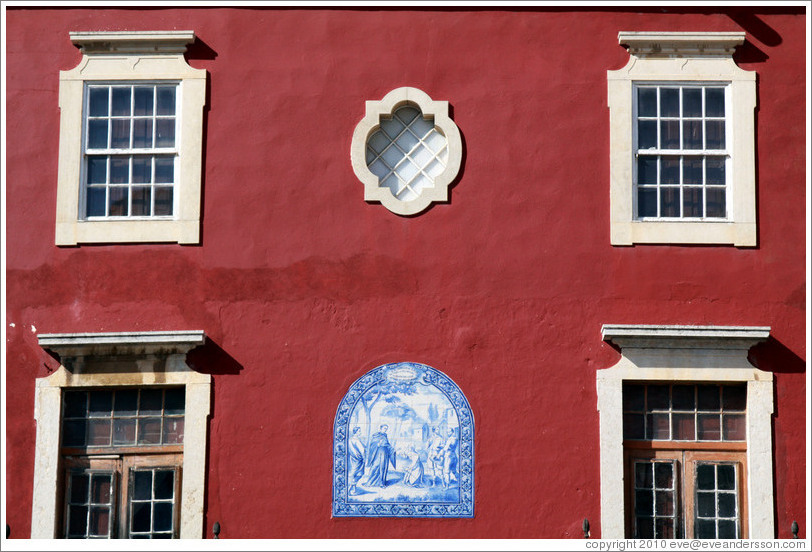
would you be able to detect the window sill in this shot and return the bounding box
[56,218,200,246]
[610,220,756,246]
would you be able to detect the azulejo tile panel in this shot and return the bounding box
[333,362,474,517]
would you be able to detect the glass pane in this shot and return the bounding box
[722,385,746,411]
[68,505,89,536]
[697,491,716,517]
[110,157,129,183]
[88,390,113,416]
[655,490,674,516]
[706,188,726,218]
[131,187,151,216]
[114,389,138,415]
[660,88,679,117]
[638,189,657,218]
[683,156,703,184]
[87,120,109,149]
[660,120,680,149]
[696,464,716,490]
[660,188,680,218]
[655,518,674,539]
[91,474,111,503]
[697,414,721,440]
[133,471,153,500]
[654,463,673,489]
[111,119,131,149]
[636,517,654,538]
[718,519,737,539]
[131,501,151,533]
[706,120,725,149]
[87,156,108,184]
[647,413,670,440]
[64,391,87,418]
[89,507,110,536]
[624,413,645,439]
[635,462,653,489]
[70,474,89,503]
[661,158,679,184]
[156,119,175,147]
[63,419,87,447]
[155,187,173,216]
[113,418,137,445]
[635,490,653,515]
[163,417,185,444]
[111,87,131,116]
[683,188,703,218]
[638,88,657,117]
[138,418,162,445]
[133,86,154,116]
[154,533,172,539]
[698,385,721,410]
[706,88,725,117]
[164,388,185,415]
[696,519,716,539]
[683,120,703,149]
[153,502,173,532]
[131,156,152,184]
[647,385,669,409]
[108,187,128,217]
[154,470,175,500]
[132,119,153,149]
[154,157,174,183]
[637,157,658,184]
[718,492,736,517]
[717,465,736,490]
[672,412,696,440]
[156,86,176,116]
[87,419,112,446]
[87,187,106,217]
[671,385,695,410]
[706,157,726,185]
[723,414,746,441]
[683,88,702,117]
[638,120,657,149]
[88,87,109,117]
[140,389,163,415]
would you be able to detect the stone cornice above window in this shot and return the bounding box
[601,324,770,350]
[70,30,196,54]
[38,330,206,358]
[618,31,746,57]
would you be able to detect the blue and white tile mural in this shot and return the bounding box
[332,362,474,517]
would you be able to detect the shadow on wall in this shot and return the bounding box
[186,338,243,376]
[748,336,805,376]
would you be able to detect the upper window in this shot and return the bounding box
[351,87,462,216]
[607,32,757,246]
[55,31,206,245]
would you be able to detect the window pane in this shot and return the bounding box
[647,385,669,409]
[156,86,176,116]
[154,470,174,500]
[722,385,746,411]
[153,502,173,532]
[717,465,736,490]
[718,520,737,539]
[63,419,87,446]
[87,156,108,184]
[131,501,151,533]
[88,87,109,117]
[660,88,679,117]
[635,462,653,489]
[110,158,129,184]
[108,187,128,216]
[671,385,695,410]
[138,418,162,445]
[131,155,152,184]
[624,413,645,439]
[706,188,726,218]
[646,413,670,440]
[655,518,674,539]
[697,414,721,440]
[697,491,715,517]
[91,474,111,503]
[637,189,657,218]
[113,418,137,445]
[672,412,696,440]
[111,87,131,116]
[133,86,154,116]
[635,490,653,515]
[706,88,725,117]
[70,474,89,503]
[111,119,131,149]
[660,120,680,149]
[64,391,88,418]
[86,188,106,217]
[164,388,185,415]
[683,120,703,149]
[661,158,679,184]
[683,156,703,184]
[155,187,174,216]
[87,120,108,149]
[706,120,725,149]
[723,414,746,441]
[638,88,657,117]
[88,390,113,416]
[87,419,112,446]
[655,491,674,516]
[637,157,658,184]
[696,464,715,490]
[636,518,654,538]
[698,386,721,410]
[131,187,151,216]
[683,88,702,117]
[133,471,153,500]
[89,507,110,536]
[114,389,139,415]
[68,505,89,537]
[140,389,163,415]
[718,493,736,517]
[132,119,153,149]
[638,120,657,149]
[683,187,703,218]
[155,119,175,147]
[706,157,726,185]
[154,157,174,183]
[654,462,673,489]
[163,417,185,444]
[696,519,716,539]
[660,188,680,217]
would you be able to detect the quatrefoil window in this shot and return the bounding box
[351,88,462,215]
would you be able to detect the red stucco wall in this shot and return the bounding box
[4,7,807,539]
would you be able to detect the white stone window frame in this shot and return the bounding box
[351,87,462,216]
[608,32,757,246]
[55,31,206,246]
[31,331,211,539]
[597,325,774,538]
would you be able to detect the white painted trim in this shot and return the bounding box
[55,31,206,245]
[31,332,210,539]
[351,87,462,216]
[607,32,757,246]
[597,324,774,538]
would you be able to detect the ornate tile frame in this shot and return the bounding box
[332,362,474,517]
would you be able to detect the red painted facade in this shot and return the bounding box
[3,7,807,539]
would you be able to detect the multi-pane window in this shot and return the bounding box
[366,105,448,202]
[83,84,178,218]
[635,84,728,220]
[623,383,747,539]
[60,387,184,539]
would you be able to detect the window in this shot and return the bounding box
[351,87,462,216]
[597,325,775,539]
[55,31,206,245]
[607,32,757,246]
[32,331,210,539]
[623,383,748,538]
